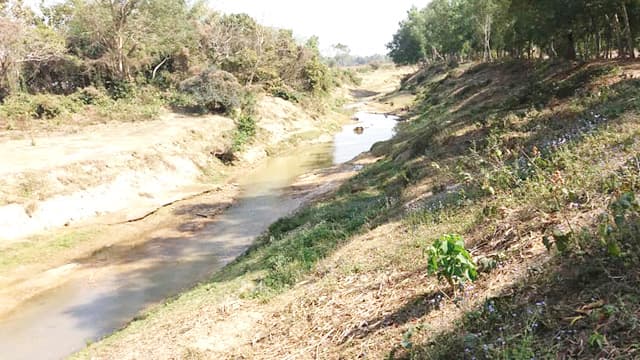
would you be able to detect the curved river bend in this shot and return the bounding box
[0,112,397,360]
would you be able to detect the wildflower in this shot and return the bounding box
[487,303,496,313]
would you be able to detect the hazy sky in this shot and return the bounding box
[210,0,426,56]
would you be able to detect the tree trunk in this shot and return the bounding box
[620,1,635,58]
[595,30,601,59]
[566,31,577,60]
[612,13,626,57]
[483,14,492,62]
[151,57,169,80]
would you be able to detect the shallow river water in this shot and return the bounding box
[0,112,397,360]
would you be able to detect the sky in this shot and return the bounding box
[209,0,427,56]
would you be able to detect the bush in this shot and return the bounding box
[0,93,83,120]
[0,93,36,119]
[232,113,257,152]
[270,85,301,103]
[75,86,110,106]
[302,57,333,94]
[179,68,242,114]
[106,80,136,101]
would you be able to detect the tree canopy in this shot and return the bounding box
[388,0,640,64]
[0,0,335,103]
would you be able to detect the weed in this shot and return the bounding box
[231,114,256,152]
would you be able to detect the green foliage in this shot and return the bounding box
[389,0,640,63]
[1,0,339,119]
[231,114,257,152]
[75,86,109,106]
[0,93,83,120]
[588,331,607,349]
[179,69,242,114]
[269,83,301,103]
[106,81,135,101]
[426,234,477,292]
[302,56,333,94]
[598,192,640,258]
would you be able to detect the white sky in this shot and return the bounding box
[209,0,427,56]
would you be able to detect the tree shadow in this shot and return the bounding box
[340,287,445,345]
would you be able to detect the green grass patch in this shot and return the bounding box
[0,229,97,274]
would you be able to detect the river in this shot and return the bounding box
[0,111,398,360]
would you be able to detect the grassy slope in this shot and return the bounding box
[76,60,640,359]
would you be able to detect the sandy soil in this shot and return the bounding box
[338,65,417,116]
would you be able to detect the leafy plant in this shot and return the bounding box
[598,192,640,257]
[426,234,478,295]
[231,113,257,152]
[588,331,607,349]
[543,228,574,254]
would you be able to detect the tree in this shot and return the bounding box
[66,0,193,82]
[332,43,351,66]
[389,0,640,63]
[387,6,427,64]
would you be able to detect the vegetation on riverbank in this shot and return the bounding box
[74,57,640,358]
[0,0,358,138]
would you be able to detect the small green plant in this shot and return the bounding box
[588,331,607,349]
[231,113,256,152]
[598,191,640,257]
[426,234,477,295]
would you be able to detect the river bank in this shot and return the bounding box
[0,66,413,360]
[70,59,640,359]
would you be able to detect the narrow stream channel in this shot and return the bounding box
[0,112,398,360]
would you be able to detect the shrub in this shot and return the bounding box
[269,82,301,103]
[0,93,36,119]
[0,93,83,120]
[598,191,640,257]
[106,80,135,101]
[302,57,333,94]
[75,86,109,106]
[231,113,257,152]
[426,234,477,294]
[179,68,242,114]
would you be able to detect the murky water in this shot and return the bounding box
[0,112,397,360]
